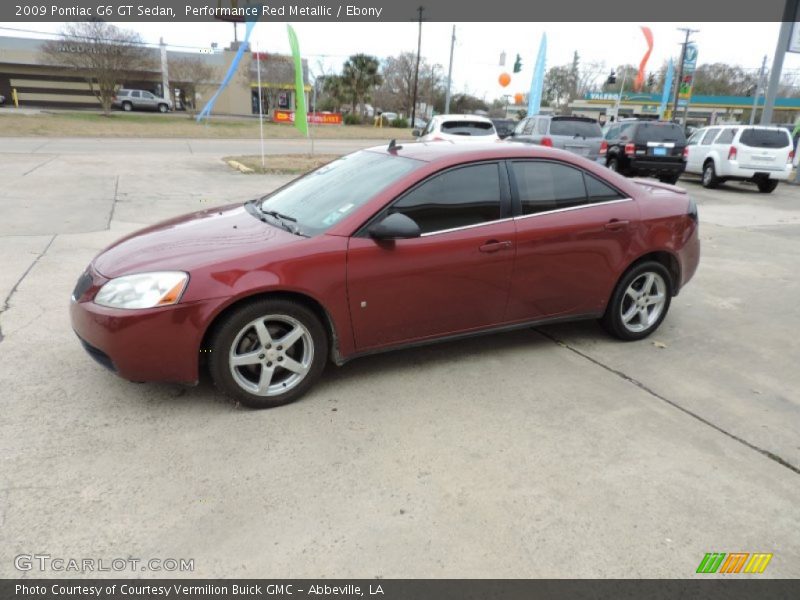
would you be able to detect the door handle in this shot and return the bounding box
[479,240,513,253]
[604,219,630,231]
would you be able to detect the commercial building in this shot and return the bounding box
[0,35,310,116]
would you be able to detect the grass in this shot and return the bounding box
[0,109,416,139]
[225,154,340,174]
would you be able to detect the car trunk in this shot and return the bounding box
[633,122,686,160]
[549,118,603,159]
[736,128,791,171]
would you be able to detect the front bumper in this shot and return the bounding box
[70,268,217,384]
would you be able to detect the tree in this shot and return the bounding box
[340,54,383,116]
[320,74,347,111]
[449,93,488,114]
[544,65,573,109]
[374,52,444,116]
[41,21,155,115]
[169,56,213,116]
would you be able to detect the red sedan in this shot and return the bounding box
[70,142,700,408]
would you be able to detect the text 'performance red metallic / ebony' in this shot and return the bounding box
[71,142,700,408]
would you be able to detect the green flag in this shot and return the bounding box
[287,25,308,136]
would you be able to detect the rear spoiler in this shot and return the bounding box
[630,178,687,194]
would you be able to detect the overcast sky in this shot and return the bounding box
[6,21,800,98]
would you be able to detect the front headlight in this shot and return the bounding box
[94,271,189,309]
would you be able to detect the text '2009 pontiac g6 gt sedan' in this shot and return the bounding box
[70,142,700,408]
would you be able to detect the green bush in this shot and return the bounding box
[390,117,409,128]
[344,114,362,125]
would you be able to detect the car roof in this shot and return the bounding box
[434,114,493,124]
[364,140,588,165]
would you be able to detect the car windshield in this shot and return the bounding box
[634,122,686,143]
[441,120,495,136]
[257,151,420,237]
[550,119,603,138]
[739,128,791,148]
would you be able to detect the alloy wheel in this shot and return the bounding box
[619,272,667,333]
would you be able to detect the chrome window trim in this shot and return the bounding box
[417,197,633,236]
[419,217,515,238]
[513,197,634,222]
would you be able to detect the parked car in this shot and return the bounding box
[600,120,687,184]
[70,142,700,409]
[491,118,517,139]
[413,114,499,142]
[683,125,794,193]
[112,89,172,113]
[510,115,604,161]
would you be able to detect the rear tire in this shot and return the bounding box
[659,173,680,185]
[122,101,133,112]
[158,103,169,113]
[601,261,673,341]
[756,179,778,194]
[702,161,719,188]
[208,299,328,409]
[607,157,620,174]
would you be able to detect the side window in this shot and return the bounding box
[585,174,625,203]
[514,119,527,135]
[701,128,720,145]
[618,123,634,140]
[143,92,155,99]
[605,125,619,140]
[715,128,737,144]
[687,130,703,145]
[130,91,141,98]
[513,161,587,215]
[390,163,502,234]
[536,118,548,135]
[423,119,435,136]
[523,119,535,135]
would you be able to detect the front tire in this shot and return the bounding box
[757,179,778,193]
[208,299,328,408]
[601,261,673,341]
[158,103,169,113]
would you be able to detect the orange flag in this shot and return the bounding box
[634,26,654,92]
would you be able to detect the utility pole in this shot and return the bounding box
[444,25,456,114]
[411,6,424,128]
[761,19,795,124]
[613,69,629,119]
[750,55,768,125]
[671,27,699,123]
[159,37,170,104]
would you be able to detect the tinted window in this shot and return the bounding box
[440,120,494,136]
[131,91,141,98]
[143,92,155,99]
[550,118,603,138]
[739,128,791,148]
[513,161,587,215]
[687,130,703,145]
[391,163,501,234]
[585,175,624,203]
[634,122,686,143]
[536,119,548,134]
[701,128,720,145]
[515,119,529,135]
[716,128,737,144]
[605,125,620,140]
[618,123,635,140]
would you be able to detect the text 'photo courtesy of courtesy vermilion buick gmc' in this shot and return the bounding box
[70,141,700,409]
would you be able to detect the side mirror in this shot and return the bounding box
[368,213,421,240]
[412,129,422,137]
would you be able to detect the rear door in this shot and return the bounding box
[548,117,604,160]
[346,162,515,350]
[129,90,142,108]
[735,128,792,171]
[506,160,639,320]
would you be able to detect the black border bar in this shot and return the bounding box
[0,0,796,22]
[2,579,799,600]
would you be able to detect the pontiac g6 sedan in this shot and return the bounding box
[71,142,700,408]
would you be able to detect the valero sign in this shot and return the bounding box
[273,110,342,125]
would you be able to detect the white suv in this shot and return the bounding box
[413,114,499,143]
[683,125,794,193]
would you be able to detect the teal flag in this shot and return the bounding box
[287,25,308,136]
[527,33,547,117]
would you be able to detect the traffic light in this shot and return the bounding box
[513,54,522,74]
[647,73,656,88]
[607,70,617,85]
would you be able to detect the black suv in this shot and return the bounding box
[601,119,687,184]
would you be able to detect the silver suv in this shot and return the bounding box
[112,89,172,113]
[510,115,604,161]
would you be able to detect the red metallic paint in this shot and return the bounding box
[70,142,700,385]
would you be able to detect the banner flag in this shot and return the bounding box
[287,24,308,136]
[659,58,674,117]
[634,26,654,91]
[527,33,547,117]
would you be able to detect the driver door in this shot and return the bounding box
[346,162,516,351]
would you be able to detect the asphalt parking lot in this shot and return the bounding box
[1,137,799,578]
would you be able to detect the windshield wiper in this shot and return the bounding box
[246,200,306,236]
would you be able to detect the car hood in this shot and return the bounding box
[93,203,301,278]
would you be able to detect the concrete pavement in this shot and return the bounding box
[0,138,799,578]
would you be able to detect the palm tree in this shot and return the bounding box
[341,54,383,117]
